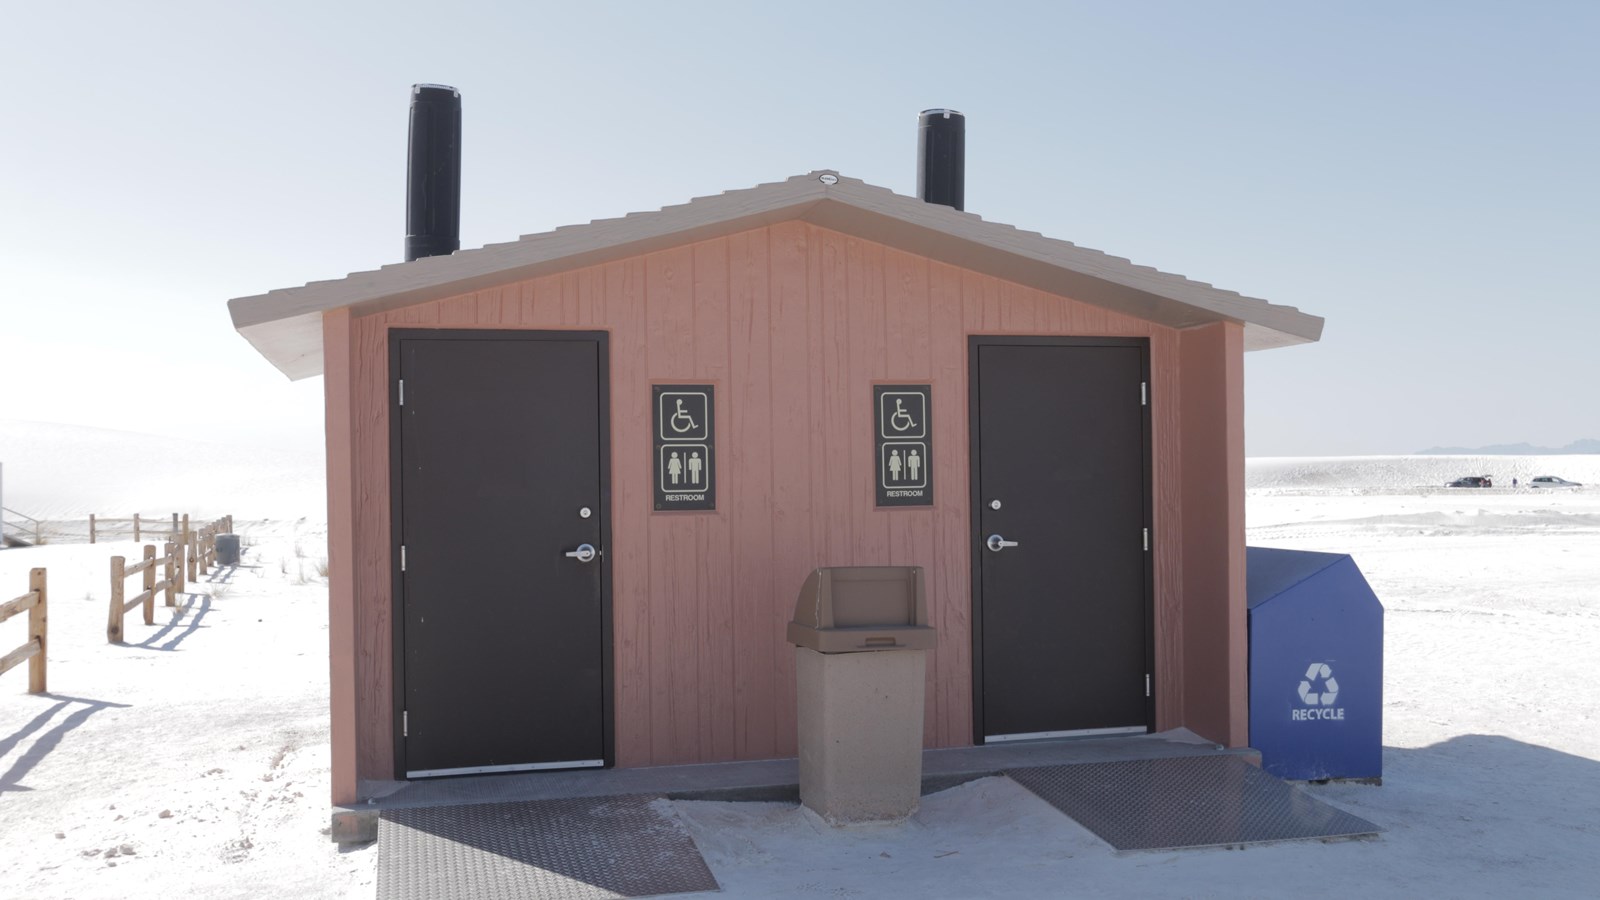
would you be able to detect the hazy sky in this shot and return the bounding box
[3,1,1596,456]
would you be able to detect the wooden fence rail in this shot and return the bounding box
[1,569,47,693]
[108,543,179,643]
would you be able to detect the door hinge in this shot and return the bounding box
[1143,528,1150,551]
[403,710,409,737]
[400,545,407,572]
[398,379,405,407]
[1146,674,1152,697]
[1141,381,1148,406]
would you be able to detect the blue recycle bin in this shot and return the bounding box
[1247,547,1384,782]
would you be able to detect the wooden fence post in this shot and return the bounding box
[187,533,197,583]
[174,536,186,595]
[29,568,46,694]
[141,544,156,626]
[180,514,191,592]
[134,513,141,542]
[171,513,179,537]
[89,514,97,544]
[108,556,126,643]
[163,541,177,607]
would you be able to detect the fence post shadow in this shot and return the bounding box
[132,594,214,652]
[205,566,238,584]
[0,694,132,794]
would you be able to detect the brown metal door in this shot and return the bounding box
[971,337,1152,742]
[393,330,610,777]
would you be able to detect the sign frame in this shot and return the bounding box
[874,384,932,507]
[653,384,715,511]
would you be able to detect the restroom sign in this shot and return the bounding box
[653,385,715,510]
[874,385,932,507]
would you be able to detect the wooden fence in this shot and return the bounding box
[107,543,179,643]
[104,515,233,643]
[3,510,231,547]
[88,513,188,544]
[1,569,47,693]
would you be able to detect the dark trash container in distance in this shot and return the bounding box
[215,533,242,566]
[787,566,935,823]
[1247,547,1383,782]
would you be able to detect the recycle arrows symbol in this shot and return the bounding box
[1297,662,1340,706]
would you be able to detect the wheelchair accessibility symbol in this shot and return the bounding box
[879,391,926,439]
[669,398,698,433]
[888,399,916,432]
[657,391,709,441]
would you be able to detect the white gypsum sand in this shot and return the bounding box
[0,527,368,900]
[1,425,1596,898]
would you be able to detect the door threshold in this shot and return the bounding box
[407,759,605,778]
[985,725,1149,743]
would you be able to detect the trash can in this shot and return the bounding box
[1247,547,1383,782]
[215,533,241,566]
[787,566,936,823]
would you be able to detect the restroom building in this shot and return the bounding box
[229,106,1323,806]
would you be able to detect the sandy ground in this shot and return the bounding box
[2,430,1597,898]
[0,521,374,900]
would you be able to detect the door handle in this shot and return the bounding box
[564,543,598,563]
[986,534,1019,553]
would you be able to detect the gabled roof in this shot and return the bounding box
[229,171,1324,380]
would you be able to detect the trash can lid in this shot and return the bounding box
[787,566,935,653]
[1246,546,1351,609]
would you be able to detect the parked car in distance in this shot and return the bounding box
[1528,476,1582,488]
[1447,476,1493,488]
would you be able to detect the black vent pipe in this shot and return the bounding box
[917,108,965,211]
[405,84,462,262]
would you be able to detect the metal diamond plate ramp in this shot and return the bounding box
[377,794,719,899]
[1007,755,1382,852]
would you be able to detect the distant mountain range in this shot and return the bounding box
[1417,439,1600,455]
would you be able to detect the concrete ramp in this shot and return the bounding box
[1008,755,1381,852]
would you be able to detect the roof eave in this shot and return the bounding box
[803,179,1325,348]
[229,171,1325,381]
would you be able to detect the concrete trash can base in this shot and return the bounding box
[215,533,241,566]
[796,646,927,824]
[787,566,934,824]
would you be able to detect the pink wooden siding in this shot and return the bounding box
[1179,322,1248,747]
[337,222,1199,781]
